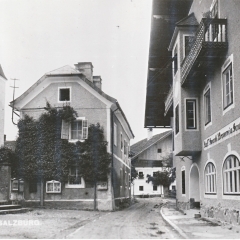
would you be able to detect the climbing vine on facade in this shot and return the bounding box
[12,102,111,183]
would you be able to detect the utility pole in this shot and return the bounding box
[10,78,20,125]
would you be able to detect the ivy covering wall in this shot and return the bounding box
[12,102,112,184]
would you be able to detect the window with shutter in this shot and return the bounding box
[61,120,70,139]
[61,119,88,141]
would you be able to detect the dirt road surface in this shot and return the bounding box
[66,198,182,239]
[0,198,181,239]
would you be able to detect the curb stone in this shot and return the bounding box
[160,207,188,239]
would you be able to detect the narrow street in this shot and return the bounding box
[65,198,182,239]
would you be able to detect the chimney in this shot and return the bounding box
[147,128,153,140]
[93,76,102,90]
[74,62,93,82]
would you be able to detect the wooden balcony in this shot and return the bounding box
[181,18,228,86]
[164,85,173,116]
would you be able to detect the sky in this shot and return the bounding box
[0,0,168,145]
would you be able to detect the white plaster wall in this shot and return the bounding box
[0,77,5,146]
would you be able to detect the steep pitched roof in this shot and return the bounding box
[10,64,134,139]
[0,65,7,80]
[176,13,199,26]
[130,130,172,159]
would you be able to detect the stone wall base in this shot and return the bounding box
[201,204,240,226]
[176,200,190,212]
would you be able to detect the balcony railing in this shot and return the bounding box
[164,85,173,116]
[181,18,228,86]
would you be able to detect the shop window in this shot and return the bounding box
[204,89,211,125]
[175,105,179,134]
[186,99,197,129]
[223,63,233,110]
[205,162,216,194]
[223,155,240,194]
[59,88,70,102]
[46,180,61,193]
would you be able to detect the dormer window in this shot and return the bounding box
[59,87,70,102]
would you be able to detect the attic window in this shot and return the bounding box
[59,88,70,102]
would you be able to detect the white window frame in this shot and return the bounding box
[203,83,212,126]
[65,166,85,188]
[120,132,123,152]
[46,180,61,193]
[173,44,178,76]
[58,87,71,103]
[175,104,180,135]
[11,179,19,191]
[183,34,194,59]
[223,155,240,195]
[222,54,234,115]
[185,98,198,130]
[61,117,88,142]
[205,162,217,194]
[114,123,117,146]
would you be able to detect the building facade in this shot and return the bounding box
[10,62,134,210]
[145,0,240,225]
[131,131,174,197]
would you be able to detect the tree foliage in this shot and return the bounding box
[130,165,138,183]
[146,153,175,187]
[0,147,16,165]
[12,102,111,183]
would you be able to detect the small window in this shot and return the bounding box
[153,185,157,191]
[204,89,211,125]
[120,133,123,151]
[186,99,197,129]
[68,166,81,185]
[153,172,157,177]
[29,179,37,193]
[11,179,19,191]
[139,186,144,191]
[175,105,179,134]
[46,180,61,193]
[223,155,240,194]
[223,64,233,110]
[138,172,144,179]
[59,88,70,102]
[157,149,162,153]
[205,162,216,194]
[124,140,128,156]
[173,46,178,75]
[182,170,185,194]
[61,119,88,140]
[114,123,117,146]
[184,36,194,57]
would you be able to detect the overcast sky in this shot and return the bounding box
[0,0,168,144]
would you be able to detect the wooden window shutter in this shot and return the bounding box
[61,120,70,139]
[82,119,88,139]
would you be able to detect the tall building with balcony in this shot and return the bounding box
[145,0,240,225]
